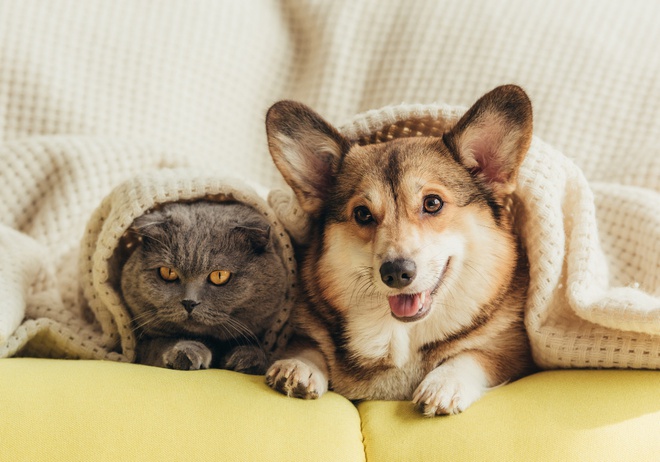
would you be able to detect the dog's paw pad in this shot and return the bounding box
[412,362,487,416]
[266,359,327,399]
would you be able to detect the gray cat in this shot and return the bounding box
[120,201,288,374]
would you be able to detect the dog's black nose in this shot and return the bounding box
[181,299,200,313]
[380,259,417,288]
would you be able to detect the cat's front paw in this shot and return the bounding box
[266,358,328,399]
[163,340,212,370]
[222,345,267,375]
[412,356,489,416]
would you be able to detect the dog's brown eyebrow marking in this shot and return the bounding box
[461,192,484,207]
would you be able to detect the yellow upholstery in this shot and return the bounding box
[0,358,364,462]
[359,370,660,462]
[2,359,659,461]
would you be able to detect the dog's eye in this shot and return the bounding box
[423,195,444,214]
[353,206,375,225]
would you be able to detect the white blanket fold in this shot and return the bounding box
[1,107,658,370]
[328,103,660,369]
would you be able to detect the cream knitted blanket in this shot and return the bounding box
[0,0,658,368]
[336,105,660,369]
[1,161,296,361]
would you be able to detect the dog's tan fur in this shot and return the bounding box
[265,85,535,415]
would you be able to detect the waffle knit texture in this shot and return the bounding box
[336,106,659,369]
[0,0,658,368]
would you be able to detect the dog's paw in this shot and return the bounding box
[222,345,267,375]
[162,340,212,370]
[412,357,488,416]
[265,358,328,399]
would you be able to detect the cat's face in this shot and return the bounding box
[120,201,288,341]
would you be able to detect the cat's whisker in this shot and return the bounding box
[130,309,179,339]
[130,311,158,332]
[222,316,259,346]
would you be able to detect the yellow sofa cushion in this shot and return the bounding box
[2,359,659,461]
[358,370,660,462]
[0,358,365,462]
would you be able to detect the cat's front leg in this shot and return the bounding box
[220,345,268,375]
[163,340,213,370]
[412,352,491,416]
[137,338,212,370]
[266,341,329,399]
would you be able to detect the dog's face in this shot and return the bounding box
[267,86,532,332]
[318,138,488,324]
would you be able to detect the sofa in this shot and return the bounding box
[1,1,658,461]
[2,359,659,461]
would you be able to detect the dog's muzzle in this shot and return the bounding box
[384,258,450,322]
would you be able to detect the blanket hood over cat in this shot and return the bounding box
[78,169,297,362]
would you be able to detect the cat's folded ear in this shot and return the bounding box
[131,210,166,230]
[129,210,168,247]
[232,224,271,253]
[443,85,533,197]
[266,101,351,216]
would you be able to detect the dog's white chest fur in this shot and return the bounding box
[346,309,417,368]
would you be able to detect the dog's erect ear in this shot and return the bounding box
[266,101,350,215]
[444,85,533,196]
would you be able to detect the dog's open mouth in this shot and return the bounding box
[388,259,450,323]
[388,291,432,321]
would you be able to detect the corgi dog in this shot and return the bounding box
[265,85,535,415]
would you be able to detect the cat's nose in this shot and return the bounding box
[181,299,200,313]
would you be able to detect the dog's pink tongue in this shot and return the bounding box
[388,293,422,318]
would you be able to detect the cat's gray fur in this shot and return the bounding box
[120,201,288,374]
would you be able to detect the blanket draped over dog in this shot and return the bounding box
[0,1,658,369]
[331,105,660,369]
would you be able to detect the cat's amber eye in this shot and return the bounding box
[208,270,231,286]
[159,267,179,281]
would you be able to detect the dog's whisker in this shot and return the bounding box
[344,265,381,306]
[346,271,368,305]
[462,262,492,286]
